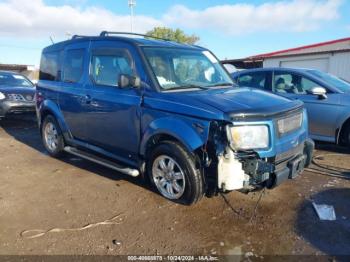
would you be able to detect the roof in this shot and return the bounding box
[250,37,350,59]
[43,34,205,53]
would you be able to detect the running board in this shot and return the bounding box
[64,146,140,177]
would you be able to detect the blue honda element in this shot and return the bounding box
[36,32,314,205]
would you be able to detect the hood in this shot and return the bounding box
[0,86,35,95]
[145,87,303,121]
[192,87,298,113]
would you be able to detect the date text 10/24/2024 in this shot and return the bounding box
[127,255,219,261]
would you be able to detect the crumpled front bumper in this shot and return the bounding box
[217,138,314,191]
[266,138,314,188]
[0,100,36,118]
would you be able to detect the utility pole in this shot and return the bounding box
[128,0,136,32]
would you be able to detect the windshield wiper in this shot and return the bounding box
[165,85,210,91]
[205,83,233,88]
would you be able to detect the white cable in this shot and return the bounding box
[20,213,125,239]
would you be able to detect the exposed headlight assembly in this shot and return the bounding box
[0,92,5,100]
[228,125,269,150]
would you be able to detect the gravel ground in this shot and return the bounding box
[0,117,350,258]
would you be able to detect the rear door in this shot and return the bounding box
[83,40,142,162]
[272,71,340,140]
[58,41,90,141]
[235,71,272,91]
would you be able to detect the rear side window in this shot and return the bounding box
[90,50,133,86]
[237,72,269,90]
[39,51,61,81]
[63,49,85,83]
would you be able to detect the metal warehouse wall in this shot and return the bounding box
[263,52,350,82]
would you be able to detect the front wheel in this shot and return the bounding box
[147,141,204,205]
[41,115,65,157]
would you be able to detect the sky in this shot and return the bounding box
[0,0,349,67]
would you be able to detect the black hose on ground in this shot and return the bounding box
[305,153,350,180]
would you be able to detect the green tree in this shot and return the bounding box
[146,27,200,44]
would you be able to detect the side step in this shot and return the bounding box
[63,146,140,177]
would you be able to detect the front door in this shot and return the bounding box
[58,41,90,141]
[273,71,340,141]
[84,40,143,163]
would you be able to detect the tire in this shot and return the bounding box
[147,141,204,205]
[343,124,350,146]
[41,115,65,157]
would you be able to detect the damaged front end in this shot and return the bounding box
[204,108,314,195]
[216,141,314,193]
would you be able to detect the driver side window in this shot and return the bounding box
[91,50,133,87]
[273,72,321,95]
[301,77,321,93]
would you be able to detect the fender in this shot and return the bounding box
[140,116,211,156]
[39,99,71,139]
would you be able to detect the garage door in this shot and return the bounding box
[280,58,329,72]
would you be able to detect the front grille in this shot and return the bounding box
[7,94,33,102]
[275,143,304,164]
[7,94,25,101]
[277,112,303,136]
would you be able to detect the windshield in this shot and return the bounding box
[143,47,233,91]
[307,70,350,92]
[0,72,34,88]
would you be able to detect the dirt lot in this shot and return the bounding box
[0,117,350,258]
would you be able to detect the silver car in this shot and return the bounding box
[232,68,350,146]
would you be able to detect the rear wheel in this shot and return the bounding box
[41,115,65,157]
[147,141,204,205]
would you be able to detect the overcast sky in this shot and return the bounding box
[0,0,349,66]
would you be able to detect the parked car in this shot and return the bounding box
[232,68,350,146]
[0,71,36,119]
[36,32,313,205]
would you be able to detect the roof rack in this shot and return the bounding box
[99,31,171,41]
[71,35,91,40]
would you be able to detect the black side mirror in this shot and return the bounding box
[118,74,141,89]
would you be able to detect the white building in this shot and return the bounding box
[0,64,37,80]
[222,37,350,81]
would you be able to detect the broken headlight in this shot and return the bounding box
[228,125,269,150]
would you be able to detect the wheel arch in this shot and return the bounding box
[337,115,350,144]
[39,100,69,137]
[140,117,210,159]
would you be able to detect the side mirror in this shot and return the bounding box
[311,87,327,99]
[118,74,141,89]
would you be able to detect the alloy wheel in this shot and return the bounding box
[152,155,186,199]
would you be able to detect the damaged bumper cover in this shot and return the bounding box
[217,138,314,191]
